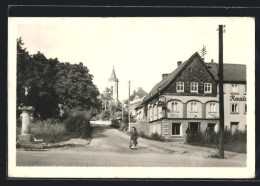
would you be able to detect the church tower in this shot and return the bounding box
[108,66,119,101]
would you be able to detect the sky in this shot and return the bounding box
[14,17,254,100]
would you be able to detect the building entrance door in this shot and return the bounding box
[188,122,200,132]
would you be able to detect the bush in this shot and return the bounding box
[151,132,165,141]
[186,129,247,153]
[31,119,69,143]
[64,112,91,138]
[138,132,164,141]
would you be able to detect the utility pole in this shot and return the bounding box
[218,25,225,159]
[128,81,131,131]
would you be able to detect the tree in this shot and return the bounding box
[17,38,101,119]
[100,87,112,110]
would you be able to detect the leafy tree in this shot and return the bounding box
[100,87,112,110]
[17,38,101,119]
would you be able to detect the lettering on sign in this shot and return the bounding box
[229,95,247,101]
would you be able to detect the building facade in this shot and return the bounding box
[134,52,246,141]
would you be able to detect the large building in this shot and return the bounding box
[134,52,246,141]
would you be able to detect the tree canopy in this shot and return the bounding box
[17,38,101,119]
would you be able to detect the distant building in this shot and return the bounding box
[134,52,246,141]
[108,66,119,102]
[129,87,148,117]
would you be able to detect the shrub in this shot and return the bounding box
[186,129,247,153]
[64,112,91,138]
[31,119,68,143]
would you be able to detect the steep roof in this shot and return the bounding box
[143,52,204,103]
[143,52,246,104]
[109,67,118,82]
[206,63,246,83]
[135,88,148,98]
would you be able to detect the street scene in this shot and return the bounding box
[17,122,246,167]
[8,17,254,178]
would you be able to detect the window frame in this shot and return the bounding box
[190,82,198,93]
[209,102,217,112]
[231,84,239,93]
[171,101,179,112]
[172,123,181,136]
[231,103,239,113]
[190,102,198,112]
[176,82,184,92]
[204,83,212,93]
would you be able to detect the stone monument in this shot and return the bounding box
[17,86,35,146]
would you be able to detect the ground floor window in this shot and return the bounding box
[230,122,239,133]
[172,123,181,135]
[188,122,200,132]
[207,123,216,133]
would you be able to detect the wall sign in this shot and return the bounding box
[229,95,247,101]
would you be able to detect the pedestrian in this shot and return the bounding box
[129,127,138,149]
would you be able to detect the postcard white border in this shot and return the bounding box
[8,17,255,178]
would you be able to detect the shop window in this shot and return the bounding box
[191,102,198,112]
[231,103,239,113]
[231,84,238,93]
[204,83,212,93]
[230,122,239,133]
[172,123,181,135]
[190,82,198,93]
[188,122,200,132]
[176,82,184,92]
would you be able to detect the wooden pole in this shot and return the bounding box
[128,81,131,130]
[218,25,225,159]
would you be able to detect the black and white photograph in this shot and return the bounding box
[8,17,255,178]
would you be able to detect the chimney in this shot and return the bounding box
[162,74,168,80]
[177,61,182,66]
[211,59,214,63]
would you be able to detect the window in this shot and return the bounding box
[191,102,198,112]
[209,103,216,112]
[154,106,158,120]
[190,82,198,93]
[149,107,153,121]
[172,123,181,135]
[188,122,200,132]
[244,104,247,113]
[230,122,239,133]
[204,83,212,93]
[207,123,216,133]
[171,102,178,112]
[231,84,238,93]
[231,103,239,113]
[176,82,184,92]
[245,85,247,94]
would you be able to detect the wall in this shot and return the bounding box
[223,83,247,131]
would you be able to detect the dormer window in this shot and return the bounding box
[190,82,198,93]
[176,82,184,92]
[204,83,212,93]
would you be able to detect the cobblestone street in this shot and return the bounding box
[16,123,246,167]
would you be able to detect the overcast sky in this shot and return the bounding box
[14,17,254,100]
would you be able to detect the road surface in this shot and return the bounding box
[16,123,246,167]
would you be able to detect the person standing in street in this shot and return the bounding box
[129,127,138,149]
